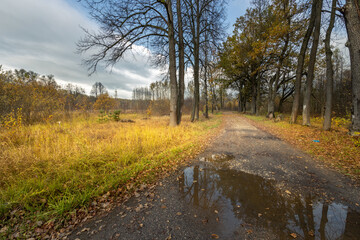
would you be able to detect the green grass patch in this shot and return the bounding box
[0,113,222,237]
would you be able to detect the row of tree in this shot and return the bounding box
[218,0,359,133]
[78,0,360,132]
[78,0,227,126]
[0,67,135,125]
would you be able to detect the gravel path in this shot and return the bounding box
[68,113,360,240]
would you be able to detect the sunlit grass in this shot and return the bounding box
[243,113,360,177]
[0,113,222,230]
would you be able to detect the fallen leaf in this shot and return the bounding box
[211,233,219,239]
[247,229,253,234]
[161,205,167,209]
[0,226,8,233]
[81,227,90,232]
[290,233,297,238]
[214,210,218,214]
[176,212,182,216]
[258,213,262,217]
[285,190,291,195]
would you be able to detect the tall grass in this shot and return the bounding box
[0,113,221,228]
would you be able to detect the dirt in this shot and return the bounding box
[67,113,360,240]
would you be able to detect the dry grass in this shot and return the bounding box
[0,113,222,234]
[243,114,360,178]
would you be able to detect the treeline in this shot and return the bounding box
[0,67,133,126]
[218,0,357,132]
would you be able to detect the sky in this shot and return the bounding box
[0,0,249,98]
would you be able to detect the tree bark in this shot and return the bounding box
[290,0,318,123]
[166,0,178,127]
[323,0,336,130]
[302,0,323,126]
[251,77,257,114]
[268,67,281,114]
[191,0,200,122]
[256,75,261,115]
[342,0,360,133]
[176,0,185,125]
[238,83,243,112]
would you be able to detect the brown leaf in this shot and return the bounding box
[211,233,219,239]
[247,229,253,234]
[161,205,167,209]
[176,212,182,216]
[290,233,297,238]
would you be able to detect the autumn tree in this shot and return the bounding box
[93,93,116,111]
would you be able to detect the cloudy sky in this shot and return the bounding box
[0,0,247,98]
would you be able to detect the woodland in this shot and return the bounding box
[1,0,360,238]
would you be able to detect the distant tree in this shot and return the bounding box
[90,82,107,98]
[93,93,116,111]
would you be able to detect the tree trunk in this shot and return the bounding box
[238,84,242,112]
[256,75,261,115]
[203,31,209,118]
[268,67,281,114]
[167,1,178,127]
[191,0,200,122]
[343,0,360,134]
[176,0,185,125]
[251,78,257,114]
[290,0,318,123]
[323,0,336,130]
[302,0,323,126]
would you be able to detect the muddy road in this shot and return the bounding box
[69,113,360,240]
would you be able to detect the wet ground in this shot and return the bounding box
[68,113,360,240]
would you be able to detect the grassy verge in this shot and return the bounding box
[0,113,222,238]
[242,114,360,178]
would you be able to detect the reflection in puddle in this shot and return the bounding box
[178,159,360,239]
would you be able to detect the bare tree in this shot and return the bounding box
[323,0,337,130]
[302,0,323,126]
[290,0,318,123]
[90,82,106,98]
[77,0,180,126]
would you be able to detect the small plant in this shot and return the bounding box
[112,110,121,122]
[98,110,121,122]
[146,102,153,118]
[97,110,110,122]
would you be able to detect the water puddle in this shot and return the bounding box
[178,156,360,239]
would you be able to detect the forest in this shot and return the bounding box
[1,0,360,238]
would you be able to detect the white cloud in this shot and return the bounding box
[0,0,163,98]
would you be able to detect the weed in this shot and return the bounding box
[0,113,222,236]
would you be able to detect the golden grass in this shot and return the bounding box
[243,114,360,178]
[0,113,222,232]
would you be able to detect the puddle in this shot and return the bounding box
[178,160,360,239]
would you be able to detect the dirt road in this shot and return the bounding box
[68,113,360,240]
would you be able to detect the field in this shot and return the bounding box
[0,113,222,236]
[243,114,360,178]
